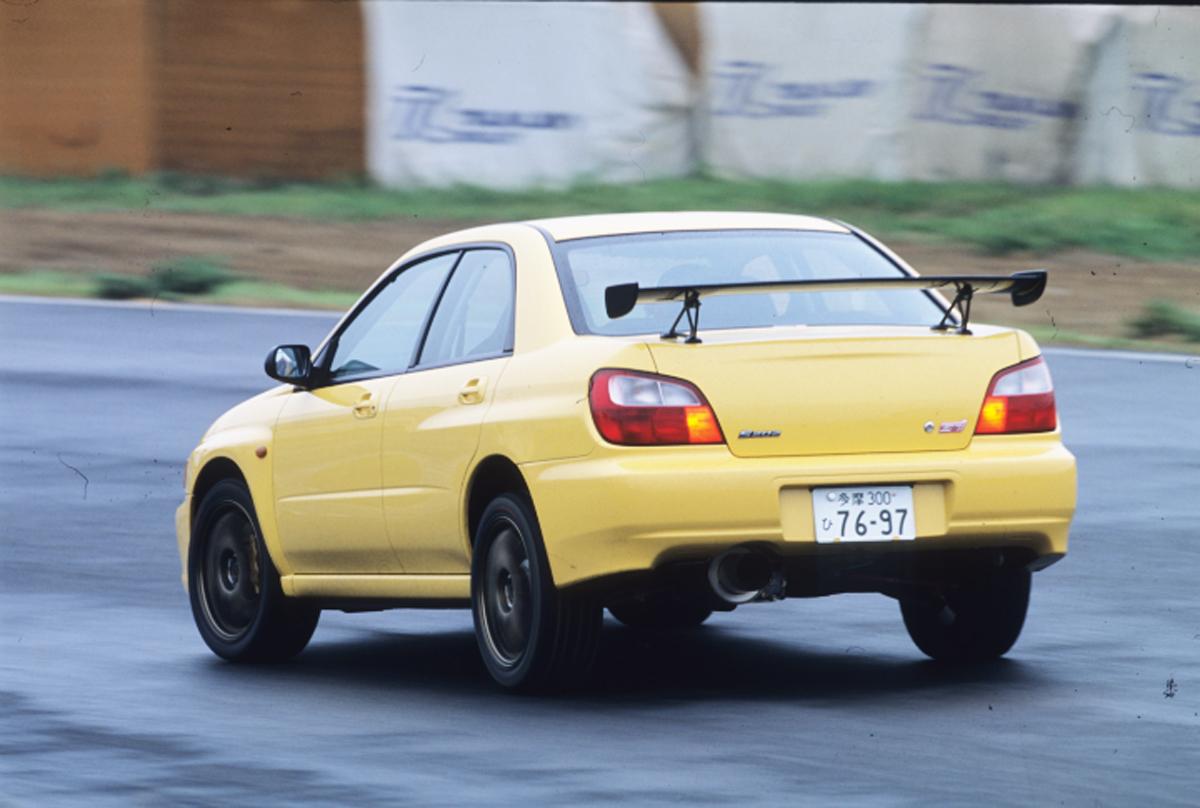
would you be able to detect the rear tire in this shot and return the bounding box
[471,494,601,691]
[900,568,1031,663]
[608,595,713,630]
[188,479,319,663]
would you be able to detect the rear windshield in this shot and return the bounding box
[553,230,944,336]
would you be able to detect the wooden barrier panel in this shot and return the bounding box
[0,0,157,175]
[0,0,365,180]
[155,0,365,179]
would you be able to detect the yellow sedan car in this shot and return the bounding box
[176,212,1076,690]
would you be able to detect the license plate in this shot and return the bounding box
[812,486,915,543]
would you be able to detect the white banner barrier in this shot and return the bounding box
[700,3,923,181]
[1075,7,1200,187]
[700,4,1125,184]
[361,3,1199,189]
[361,1,692,189]
[901,5,1117,183]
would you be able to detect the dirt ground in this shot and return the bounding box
[3,207,1198,345]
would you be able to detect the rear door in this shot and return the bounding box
[272,252,459,574]
[381,248,515,573]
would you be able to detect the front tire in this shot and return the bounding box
[188,479,319,663]
[471,494,601,691]
[900,568,1031,663]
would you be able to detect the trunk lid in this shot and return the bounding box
[646,325,1021,458]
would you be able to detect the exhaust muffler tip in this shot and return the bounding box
[708,548,777,605]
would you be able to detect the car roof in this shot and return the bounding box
[399,211,855,265]
[526,211,849,242]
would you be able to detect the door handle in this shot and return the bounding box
[458,376,487,405]
[352,392,377,419]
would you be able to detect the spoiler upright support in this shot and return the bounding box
[933,283,976,335]
[662,288,703,343]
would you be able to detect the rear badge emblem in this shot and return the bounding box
[923,421,935,433]
[738,429,781,439]
[939,420,968,434]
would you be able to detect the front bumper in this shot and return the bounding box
[522,433,1076,589]
[175,496,191,589]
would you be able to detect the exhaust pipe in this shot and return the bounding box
[708,548,777,605]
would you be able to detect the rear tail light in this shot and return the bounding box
[975,356,1057,435]
[589,369,725,446]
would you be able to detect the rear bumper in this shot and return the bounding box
[522,433,1076,589]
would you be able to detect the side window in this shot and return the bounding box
[327,252,458,382]
[418,249,514,367]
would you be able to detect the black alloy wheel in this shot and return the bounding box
[199,506,262,641]
[188,479,319,663]
[479,517,534,667]
[471,494,601,691]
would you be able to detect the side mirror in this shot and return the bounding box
[265,344,313,385]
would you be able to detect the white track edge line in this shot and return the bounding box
[1041,347,1196,365]
[0,294,339,318]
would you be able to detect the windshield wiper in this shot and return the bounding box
[604,270,1048,343]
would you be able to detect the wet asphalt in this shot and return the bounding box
[1,297,1197,806]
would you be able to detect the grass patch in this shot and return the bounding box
[197,280,357,310]
[91,256,236,300]
[95,273,157,300]
[91,255,236,298]
[1127,300,1200,342]
[0,256,353,309]
[0,270,96,298]
[1024,325,1200,355]
[152,255,234,294]
[3,174,1200,261]
[0,268,355,311]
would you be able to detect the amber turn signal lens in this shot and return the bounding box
[589,369,725,446]
[975,357,1057,435]
[684,406,723,444]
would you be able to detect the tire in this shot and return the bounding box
[471,494,602,691]
[608,594,713,630]
[188,479,319,663]
[900,568,1031,663]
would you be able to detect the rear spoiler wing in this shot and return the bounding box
[604,270,1047,343]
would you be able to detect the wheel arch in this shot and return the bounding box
[465,454,533,548]
[191,456,248,522]
[186,447,291,581]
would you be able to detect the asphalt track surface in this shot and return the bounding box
[2,296,1197,806]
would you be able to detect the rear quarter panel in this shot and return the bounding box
[474,223,662,466]
[478,338,658,465]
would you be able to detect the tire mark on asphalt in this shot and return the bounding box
[0,691,386,805]
[56,454,89,500]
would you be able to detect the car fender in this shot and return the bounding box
[183,427,291,586]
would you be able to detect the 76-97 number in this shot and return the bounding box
[836,507,908,537]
